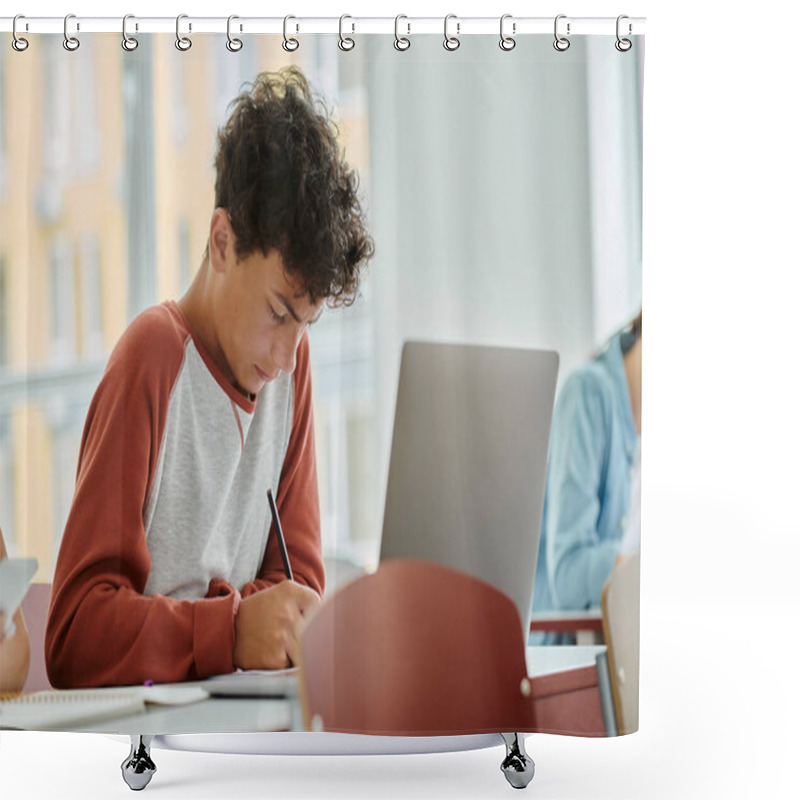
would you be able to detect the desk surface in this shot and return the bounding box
[77,697,295,735]
[3,645,606,735]
[526,645,606,678]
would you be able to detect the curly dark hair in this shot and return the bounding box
[214,67,374,307]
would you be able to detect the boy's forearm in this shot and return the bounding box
[46,582,239,687]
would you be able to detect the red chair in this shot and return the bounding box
[20,583,53,693]
[299,559,538,787]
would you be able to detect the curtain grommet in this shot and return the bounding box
[443,14,460,51]
[175,14,192,51]
[553,14,570,52]
[63,13,80,51]
[12,14,29,52]
[226,15,243,52]
[122,14,139,51]
[283,15,299,52]
[499,14,516,51]
[394,15,411,51]
[338,14,355,51]
[615,15,632,52]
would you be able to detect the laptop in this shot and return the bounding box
[379,340,559,641]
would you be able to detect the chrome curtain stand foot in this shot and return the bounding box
[121,735,157,791]
[500,732,535,789]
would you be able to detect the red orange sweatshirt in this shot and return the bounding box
[45,301,324,687]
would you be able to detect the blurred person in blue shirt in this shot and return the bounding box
[532,311,642,634]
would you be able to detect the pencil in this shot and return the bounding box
[267,488,294,581]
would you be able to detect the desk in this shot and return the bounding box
[73,696,298,735]
[3,646,613,738]
[526,645,614,736]
[529,609,605,641]
[0,684,299,735]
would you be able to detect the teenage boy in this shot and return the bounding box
[45,68,373,687]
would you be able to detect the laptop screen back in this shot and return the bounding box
[379,341,559,642]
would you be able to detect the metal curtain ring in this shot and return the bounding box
[338,14,355,51]
[176,14,192,51]
[227,15,243,52]
[12,14,29,52]
[443,14,460,51]
[499,14,516,51]
[283,15,299,52]
[63,13,80,51]
[122,14,138,51]
[615,14,632,52]
[553,14,570,51]
[394,15,410,51]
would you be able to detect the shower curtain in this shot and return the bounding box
[0,22,643,751]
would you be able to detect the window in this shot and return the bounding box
[0,257,9,368]
[299,45,377,566]
[79,236,104,360]
[0,65,7,200]
[345,406,379,566]
[41,36,70,180]
[177,220,192,293]
[48,239,77,366]
[50,426,81,553]
[0,420,13,544]
[214,40,248,128]
[170,56,188,145]
[72,38,100,176]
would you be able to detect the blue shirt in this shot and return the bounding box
[532,334,638,615]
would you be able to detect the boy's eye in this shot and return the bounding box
[270,306,287,325]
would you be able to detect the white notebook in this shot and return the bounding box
[0,688,145,730]
[0,685,209,731]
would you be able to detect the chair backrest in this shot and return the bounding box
[601,553,640,735]
[20,583,53,693]
[299,559,535,736]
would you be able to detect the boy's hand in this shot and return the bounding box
[233,581,320,670]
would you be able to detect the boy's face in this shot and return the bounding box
[216,245,324,397]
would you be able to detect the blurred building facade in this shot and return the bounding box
[0,34,375,579]
[1,33,642,585]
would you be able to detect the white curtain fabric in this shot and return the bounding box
[364,34,643,493]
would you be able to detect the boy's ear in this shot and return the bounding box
[209,208,235,273]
